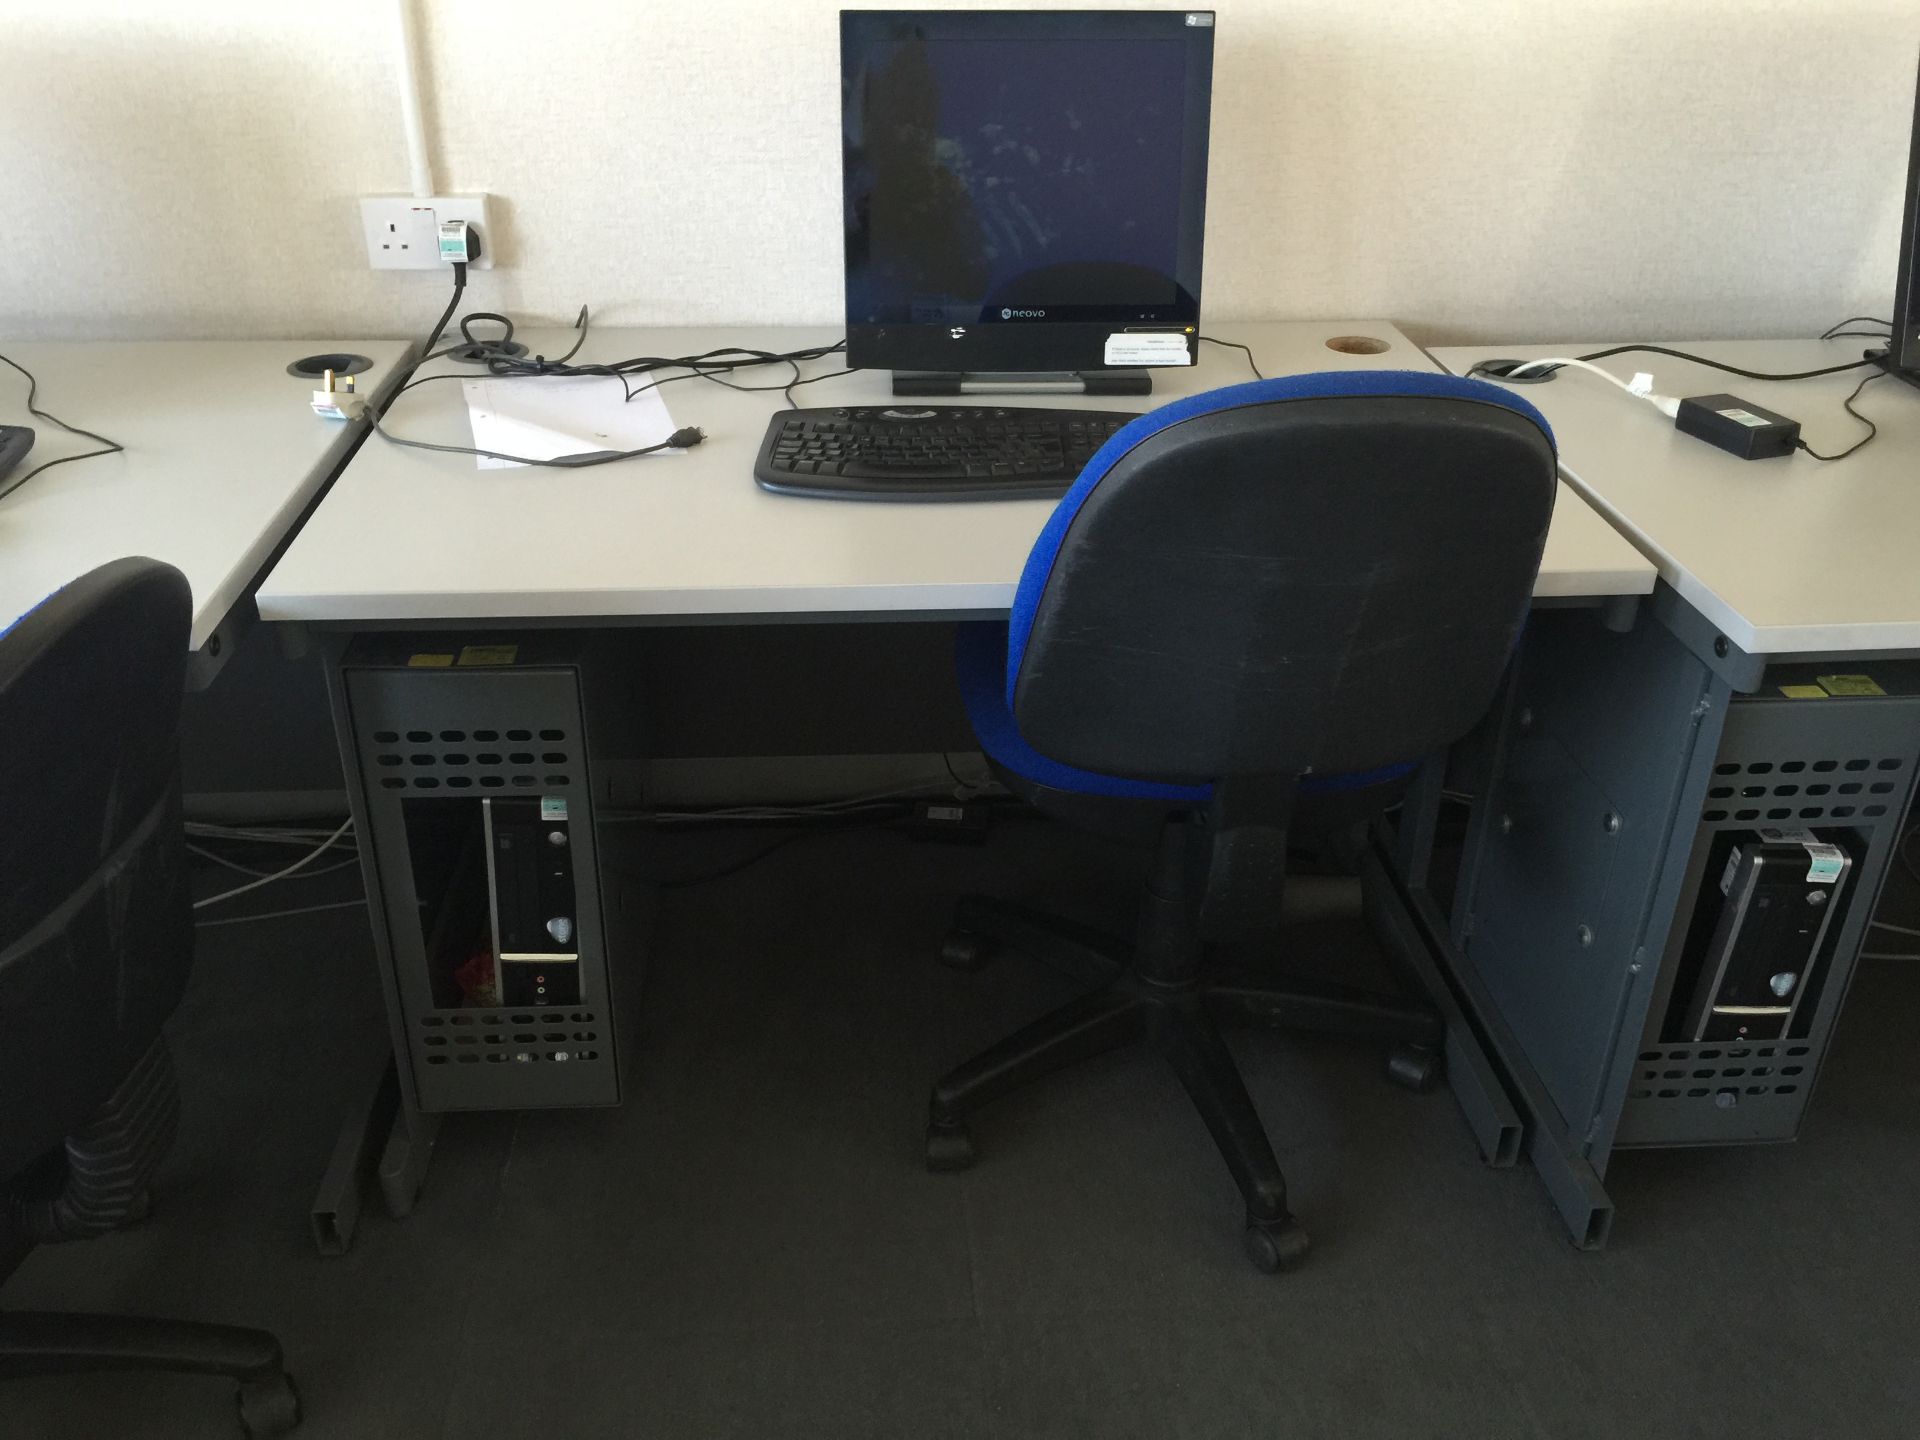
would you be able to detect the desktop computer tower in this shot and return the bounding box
[335,634,622,1113]
[1614,669,1920,1147]
[1678,834,1850,1045]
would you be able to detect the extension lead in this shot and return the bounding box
[1503,358,1802,462]
[1505,357,1682,418]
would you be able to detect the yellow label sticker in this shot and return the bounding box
[457,644,519,667]
[1777,684,1826,699]
[1816,674,1886,698]
[407,652,455,668]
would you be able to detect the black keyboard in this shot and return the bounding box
[753,405,1140,501]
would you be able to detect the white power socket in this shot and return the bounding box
[359,194,496,270]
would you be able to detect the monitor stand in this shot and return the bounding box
[1866,348,1920,394]
[892,370,1153,398]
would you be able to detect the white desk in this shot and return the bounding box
[258,322,1652,627]
[258,319,1654,1248]
[1431,340,1920,654]
[0,339,412,669]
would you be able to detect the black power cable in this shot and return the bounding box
[1469,318,1901,463]
[1198,334,1264,378]
[370,286,851,469]
[1820,316,1892,339]
[1795,370,1886,462]
[1569,343,1879,383]
[0,353,127,501]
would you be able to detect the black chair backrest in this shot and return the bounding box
[1011,381,1558,784]
[0,558,194,1182]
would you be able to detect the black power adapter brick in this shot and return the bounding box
[1674,393,1800,460]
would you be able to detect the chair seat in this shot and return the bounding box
[957,622,1418,806]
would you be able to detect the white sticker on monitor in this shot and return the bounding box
[1104,332,1193,367]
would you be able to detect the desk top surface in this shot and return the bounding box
[258,321,1653,627]
[1432,339,1920,656]
[0,338,412,650]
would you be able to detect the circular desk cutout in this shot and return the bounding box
[1463,358,1559,385]
[446,340,530,364]
[1324,335,1392,356]
[287,352,374,379]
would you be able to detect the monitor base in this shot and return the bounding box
[1866,348,1920,394]
[892,370,1153,398]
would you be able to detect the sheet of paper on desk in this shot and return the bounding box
[461,375,683,470]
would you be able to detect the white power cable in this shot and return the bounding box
[1506,358,1682,418]
[195,898,369,930]
[191,816,356,911]
[186,823,356,850]
[185,841,361,881]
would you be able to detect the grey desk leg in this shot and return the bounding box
[1402,883,1617,1249]
[311,633,446,1242]
[1361,844,1523,1169]
[308,1050,441,1252]
[310,1058,401,1255]
[1391,751,1447,891]
[378,1094,441,1220]
[1420,602,1728,1249]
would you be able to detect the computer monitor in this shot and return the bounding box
[840,9,1216,394]
[1889,53,1920,382]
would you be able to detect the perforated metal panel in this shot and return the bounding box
[367,724,577,794]
[339,637,620,1113]
[1614,684,1920,1147]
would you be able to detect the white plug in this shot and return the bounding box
[1507,358,1681,418]
[311,369,367,421]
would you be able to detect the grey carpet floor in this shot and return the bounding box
[4,817,1919,1439]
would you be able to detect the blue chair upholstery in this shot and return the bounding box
[965,370,1551,805]
[958,621,1417,804]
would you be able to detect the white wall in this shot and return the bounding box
[2,0,1915,345]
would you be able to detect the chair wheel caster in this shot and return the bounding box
[1244,1217,1310,1273]
[938,929,994,972]
[236,1371,302,1438]
[1386,1043,1444,1094]
[925,1119,976,1172]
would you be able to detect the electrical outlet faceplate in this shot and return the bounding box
[359,194,495,270]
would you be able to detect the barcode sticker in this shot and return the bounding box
[1802,842,1845,884]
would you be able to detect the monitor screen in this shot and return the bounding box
[1893,52,1920,376]
[841,10,1215,376]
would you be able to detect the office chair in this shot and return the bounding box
[925,372,1556,1272]
[0,559,302,1436]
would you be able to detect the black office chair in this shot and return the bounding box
[925,372,1556,1271]
[0,559,302,1436]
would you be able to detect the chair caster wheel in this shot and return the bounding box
[1244,1217,1310,1274]
[236,1371,302,1438]
[938,930,994,972]
[1386,1043,1444,1094]
[925,1119,976,1172]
